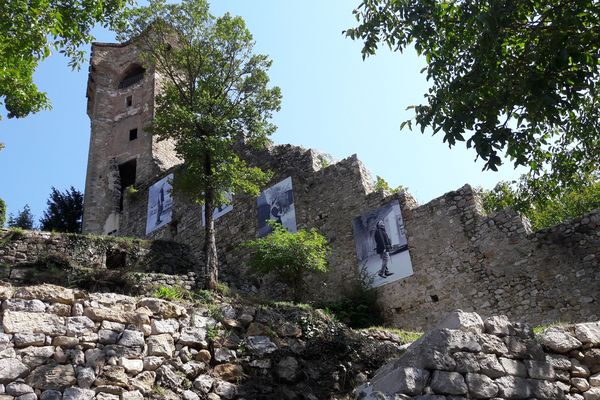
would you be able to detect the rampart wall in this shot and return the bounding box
[10,143,599,330]
[382,186,600,330]
[113,143,599,330]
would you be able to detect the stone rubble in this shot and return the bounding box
[355,310,600,400]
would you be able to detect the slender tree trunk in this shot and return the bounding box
[203,189,218,290]
[203,151,218,290]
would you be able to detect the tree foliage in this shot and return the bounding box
[7,204,34,230]
[244,221,330,302]
[374,175,407,193]
[481,176,600,230]
[0,0,128,119]
[346,0,600,190]
[0,198,6,227]
[117,0,281,289]
[39,186,84,233]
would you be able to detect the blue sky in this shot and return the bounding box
[0,0,524,224]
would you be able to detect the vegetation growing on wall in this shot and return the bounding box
[0,198,5,227]
[481,176,600,230]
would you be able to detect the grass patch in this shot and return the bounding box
[268,300,313,311]
[533,321,566,334]
[193,289,215,304]
[215,281,231,296]
[152,285,187,301]
[206,325,220,342]
[362,326,423,343]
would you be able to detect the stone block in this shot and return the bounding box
[430,371,468,395]
[465,373,498,398]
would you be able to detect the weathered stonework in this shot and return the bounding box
[81,39,600,330]
[0,230,196,294]
[355,310,600,400]
[0,283,400,400]
[83,40,181,236]
[380,186,600,330]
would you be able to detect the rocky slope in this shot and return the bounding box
[0,283,401,400]
[355,310,600,400]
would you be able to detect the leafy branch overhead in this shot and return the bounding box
[346,0,600,190]
[0,0,129,119]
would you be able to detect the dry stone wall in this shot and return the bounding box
[0,230,196,293]
[355,310,600,400]
[0,283,400,400]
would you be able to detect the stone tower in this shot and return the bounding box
[82,40,180,235]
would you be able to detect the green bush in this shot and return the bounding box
[318,283,383,329]
[243,221,329,302]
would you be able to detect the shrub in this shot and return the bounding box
[243,221,329,302]
[318,283,383,329]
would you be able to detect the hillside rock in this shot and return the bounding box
[354,310,600,400]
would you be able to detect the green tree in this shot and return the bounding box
[117,0,281,289]
[7,204,35,230]
[0,198,6,227]
[244,222,330,302]
[481,177,600,230]
[39,186,84,233]
[346,0,600,191]
[0,0,128,119]
[374,175,407,193]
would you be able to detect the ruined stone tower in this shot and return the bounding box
[82,41,180,235]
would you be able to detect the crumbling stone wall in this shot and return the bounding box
[114,141,599,329]
[118,143,388,299]
[355,310,600,400]
[0,230,196,292]
[380,185,600,330]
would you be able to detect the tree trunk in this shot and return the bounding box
[204,187,218,290]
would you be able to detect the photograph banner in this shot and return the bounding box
[257,177,297,237]
[352,200,413,288]
[146,173,173,235]
[202,191,234,226]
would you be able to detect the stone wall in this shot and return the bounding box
[355,310,600,400]
[0,230,196,293]
[0,283,399,400]
[113,141,600,329]
[118,143,390,299]
[379,185,600,330]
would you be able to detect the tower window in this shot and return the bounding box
[129,128,138,141]
[118,159,137,211]
[126,96,132,107]
[118,64,145,89]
